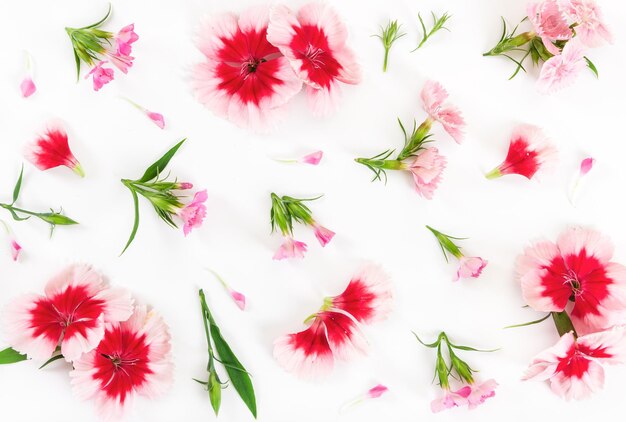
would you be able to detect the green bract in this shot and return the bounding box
[270,193,322,236]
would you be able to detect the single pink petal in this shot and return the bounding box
[454,256,488,281]
[273,237,308,260]
[229,288,247,311]
[367,384,389,399]
[146,111,165,129]
[580,157,595,176]
[10,239,22,262]
[300,151,323,165]
[20,77,36,98]
[537,40,586,94]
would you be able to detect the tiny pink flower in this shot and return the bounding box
[431,387,471,413]
[86,61,114,91]
[20,77,36,98]
[146,111,165,129]
[300,151,323,165]
[367,384,389,399]
[406,147,447,199]
[228,288,247,311]
[421,80,465,143]
[179,190,208,236]
[528,0,572,55]
[313,223,335,247]
[177,182,193,190]
[558,0,612,47]
[273,237,308,260]
[454,256,488,281]
[10,239,22,262]
[537,40,586,94]
[116,24,139,47]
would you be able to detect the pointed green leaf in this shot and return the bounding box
[138,139,186,183]
[120,187,140,255]
[39,353,65,369]
[0,347,27,364]
[12,165,24,205]
[209,321,257,418]
[84,3,113,29]
[584,56,599,78]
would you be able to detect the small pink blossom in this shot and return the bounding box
[20,77,36,98]
[454,256,488,281]
[558,0,612,47]
[431,380,497,412]
[300,151,323,165]
[313,223,335,247]
[537,40,586,94]
[528,0,572,55]
[273,237,308,260]
[421,80,465,143]
[179,190,208,236]
[467,379,498,409]
[406,147,447,199]
[10,239,22,262]
[116,24,139,47]
[86,61,114,91]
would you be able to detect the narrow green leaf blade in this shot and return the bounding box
[0,347,27,364]
[12,165,24,204]
[38,353,65,369]
[138,139,186,183]
[120,188,140,255]
[209,324,257,418]
[584,56,599,78]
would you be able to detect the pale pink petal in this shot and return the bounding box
[537,40,586,94]
[273,237,308,260]
[407,147,447,199]
[228,288,247,311]
[517,240,565,312]
[454,256,488,281]
[10,239,22,261]
[313,224,335,247]
[146,111,165,129]
[20,77,36,98]
[60,315,105,362]
[367,384,389,398]
[300,151,323,165]
[273,319,334,378]
[580,157,595,176]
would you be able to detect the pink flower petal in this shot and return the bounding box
[20,77,36,98]
[300,150,323,165]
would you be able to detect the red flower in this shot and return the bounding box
[25,124,84,177]
[2,265,133,361]
[274,264,391,377]
[517,227,626,333]
[192,7,302,131]
[71,305,173,419]
[267,3,361,115]
[486,125,556,180]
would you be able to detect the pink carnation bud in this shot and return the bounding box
[10,239,22,262]
[20,77,36,98]
[313,223,335,247]
[179,190,208,236]
[300,151,323,165]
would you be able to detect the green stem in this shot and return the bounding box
[383,49,389,72]
[354,158,405,170]
[551,311,577,338]
[0,203,38,218]
[485,167,502,180]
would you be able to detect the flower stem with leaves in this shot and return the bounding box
[374,20,406,72]
[413,11,451,51]
[196,289,257,418]
[0,166,78,235]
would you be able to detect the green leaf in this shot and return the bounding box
[0,347,27,364]
[209,317,257,418]
[120,186,140,255]
[12,165,24,205]
[584,56,599,78]
[73,49,81,81]
[84,3,113,29]
[504,313,551,329]
[138,139,186,183]
[39,353,65,369]
[37,212,79,226]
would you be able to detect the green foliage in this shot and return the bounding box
[413,11,451,51]
[374,20,406,72]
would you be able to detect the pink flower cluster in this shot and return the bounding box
[87,24,139,91]
[2,265,173,418]
[517,227,626,399]
[192,3,360,131]
[529,0,612,93]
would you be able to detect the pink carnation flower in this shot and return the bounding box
[454,256,488,281]
[313,223,335,247]
[267,3,361,115]
[192,7,302,131]
[86,61,115,91]
[537,40,586,94]
[25,123,84,177]
[421,80,465,143]
[558,0,612,47]
[523,329,625,400]
[527,0,572,55]
[273,236,308,260]
[431,380,497,412]
[179,190,208,236]
[406,147,447,199]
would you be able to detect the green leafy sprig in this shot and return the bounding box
[196,289,257,418]
[0,166,78,236]
[354,118,433,183]
[270,193,322,236]
[374,20,406,72]
[0,347,27,365]
[120,139,188,255]
[413,11,451,51]
[65,3,113,80]
[425,225,467,262]
[414,331,497,388]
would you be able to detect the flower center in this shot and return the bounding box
[304,45,325,69]
[242,57,265,76]
[563,269,582,300]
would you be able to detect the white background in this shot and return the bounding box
[1,0,625,421]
